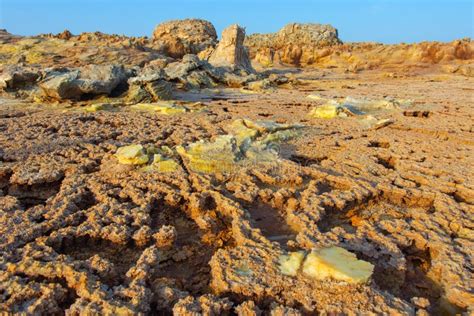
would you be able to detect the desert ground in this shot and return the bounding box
[0,20,473,315]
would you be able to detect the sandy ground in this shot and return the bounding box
[0,69,473,314]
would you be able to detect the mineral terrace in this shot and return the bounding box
[0,19,473,315]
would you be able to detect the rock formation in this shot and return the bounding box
[39,64,129,100]
[0,66,40,90]
[152,19,217,59]
[245,23,474,70]
[208,24,255,73]
[245,23,341,66]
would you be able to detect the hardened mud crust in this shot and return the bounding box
[0,71,473,315]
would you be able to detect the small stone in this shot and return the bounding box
[309,103,341,119]
[115,144,149,165]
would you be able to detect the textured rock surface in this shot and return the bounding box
[246,23,341,65]
[152,19,217,59]
[39,64,128,100]
[247,28,473,69]
[0,69,473,314]
[0,66,40,90]
[0,19,474,315]
[208,24,255,73]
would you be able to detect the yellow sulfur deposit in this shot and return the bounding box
[115,144,149,165]
[302,247,374,284]
[308,103,341,119]
[308,96,411,120]
[177,119,304,174]
[176,135,240,173]
[306,94,327,101]
[278,251,305,276]
[229,119,303,147]
[130,102,188,115]
[228,119,259,147]
[84,104,105,112]
[145,154,180,172]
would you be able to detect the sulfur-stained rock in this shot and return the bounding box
[302,247,374,284]
[142,154,180,173]
[309,103,341,119]
[115,144,149,165]
[176,119,302,174]
[177,135,240,174]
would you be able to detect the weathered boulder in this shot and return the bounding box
[152,19,217,59]
[126,80,173,103]
[164,54,202,80]
[0,66,40,90]
[127,64,173,102]
[208,24,255,73]
[163,54,218,89]
[39,64,128,100]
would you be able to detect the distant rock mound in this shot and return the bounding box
[208,24,255,73]
[245,23,341,66]
[274,23,341,47]
[153,19,217,59]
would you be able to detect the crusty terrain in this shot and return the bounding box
[1,67,473,314]
[0,19,473,314]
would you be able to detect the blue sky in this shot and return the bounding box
[0,0,472,43]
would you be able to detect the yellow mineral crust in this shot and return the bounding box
[228,119,259,147]
[278,251,305,276]
[302,247,374,284]
[229,119,302,147]
[130,102,188,114]
[141,154,180,172]
[177,120,303,174]
[308,103,341,119]
[308,96,412,119]
[176,135,240,173]
[115,144,149,165]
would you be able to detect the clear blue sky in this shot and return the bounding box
[0,0,472,43]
